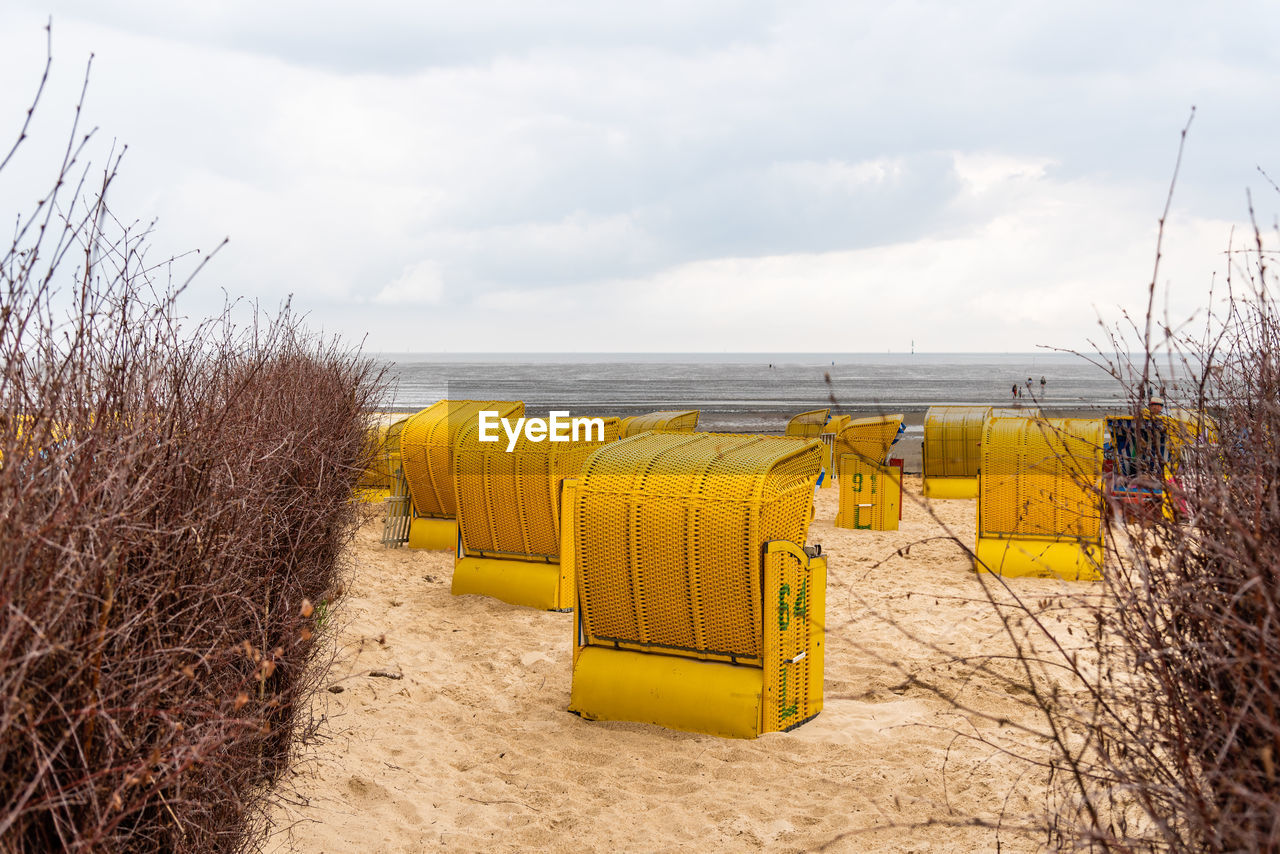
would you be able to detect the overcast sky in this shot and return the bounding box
[1,2,1277,353]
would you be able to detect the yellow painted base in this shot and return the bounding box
[922,477,978,499]
[974,536,1103,582]
[451,556,568,610]
[407,517,457,551]
[570,647,764,739]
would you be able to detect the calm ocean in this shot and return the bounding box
[374,352,1138,434]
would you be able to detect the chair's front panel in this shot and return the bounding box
[834,456,901,531]
[761,542,825,733]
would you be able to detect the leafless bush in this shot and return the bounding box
[0,33,383,852]
[954,123,1280,849]
[1050,210,1280,850]
[817,117,1280,851]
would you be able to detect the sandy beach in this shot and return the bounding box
[265,475,1096,853]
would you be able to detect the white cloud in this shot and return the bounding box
[1,0,1277,353]
[952,153,1056,195]
[374,260,444,305]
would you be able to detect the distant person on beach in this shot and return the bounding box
[1026,377,1033,396]
[1011,383,1018,400]
[1040,376,1046,395]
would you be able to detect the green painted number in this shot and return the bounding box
[779,668,797,720]
[793,579,807,618]
[777,584,791,631]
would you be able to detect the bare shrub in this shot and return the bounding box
[945,127,1280,848]
[1055,213,1280,850]
[0,32,383,852]
[814,117,1280,851]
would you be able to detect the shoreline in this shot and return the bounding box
[375,403,1117,426]
[375,404,1118,474]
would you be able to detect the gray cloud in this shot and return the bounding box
[1,0,1277,352]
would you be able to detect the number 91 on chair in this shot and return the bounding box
[835,455,901,531]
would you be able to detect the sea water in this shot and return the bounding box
[374,352,1143,433]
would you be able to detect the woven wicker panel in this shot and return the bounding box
[834,414,903,467]
[400,400,524,519]
[979,416,1104,542]
[923,406,991,479]
[574,433,822,663]
[454,416,621,560]
[619,409,700,438]
[785,409,830,438]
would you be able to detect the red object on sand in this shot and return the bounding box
[889,457,905,520]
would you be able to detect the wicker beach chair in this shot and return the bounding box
[450,416,621,610]
[785,408,830,438]
[399,400,524,550]
[828,414,904,485]
[618,409,699,438]
[976,414,1104,581]
[921,405,991,499]
[1102,406,1215,522]
[359,414,411,502]
[567,432,827,738]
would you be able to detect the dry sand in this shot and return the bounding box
[266,478,1097,853]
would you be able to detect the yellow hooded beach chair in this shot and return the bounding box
[975,414,1105,581]
[399,400,524,550]
[567,432,827,738]
[450,415,621,610]
[358,413,412,502]
[785,408,830,438]
[618,409,699,438]
[823,413,904,487]
[922,405,991,499]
